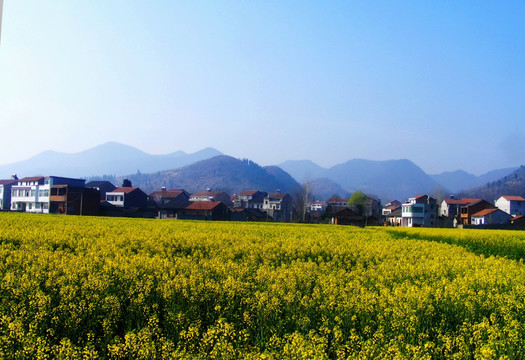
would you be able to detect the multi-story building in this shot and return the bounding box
[0,179,17,210]
[459,199,496,225]
[401,195,437,227]
[10,176,85,213]
[495,196,525,217]
[232,190,267,209]
[263,192,293,222]
[189,190,231,205]
[105,187,148,208]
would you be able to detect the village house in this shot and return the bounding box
[471,208,512,226]
[49,185,100,216]
[459,199,496,225]
[308,201,327,213]
[332,208,365,226]
[149,188,190,219]
[0,179,17,210]
[495,196,525,217]
[385,208,403,226]
[10,176,86,213]
[85,181,117,200]
[232,190,267,209]
[401,195,437,227]
[179,201,229,221]
[382,200,401,216]
[327,197,349,210]
[263,192,293,222]
[189,190,231,205]
[105,187,148,208]
[439,198,481,218]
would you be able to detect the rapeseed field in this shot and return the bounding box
[1,212,525,359]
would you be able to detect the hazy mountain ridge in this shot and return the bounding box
[0,142,222,179]
[116,155,301,195]
[279,158,445,201]
[430,167,519,193]
[456,166,525,202]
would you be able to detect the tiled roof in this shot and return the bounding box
[186,201,222,210]
[192,191,223,197]
[240,190,259,195]
[268,193,289,200]
[413,195,427,199]
[150,189,185,198]
[443,198,481,205]
[471,208,499,217]
[86,181,115,187]
[110,187,139,194]
[502,196,525,201]
[19,176,45,182]
[511,215,525,221]
[0,179,17,186]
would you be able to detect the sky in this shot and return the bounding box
[0,1,524,175]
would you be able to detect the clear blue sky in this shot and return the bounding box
[1,1,524,175]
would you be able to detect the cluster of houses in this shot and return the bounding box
[308,193,525,228]
[1,174,524,228]
[0,175,293,222]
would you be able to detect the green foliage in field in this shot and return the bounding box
[1,213,525,359]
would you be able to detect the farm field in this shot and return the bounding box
[1,213,525,359]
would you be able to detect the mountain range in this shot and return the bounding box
[279,159,444,201]
[0,142,521,201]
[0,142,222,179]
[113,155,301,195]
[456,166,525,202]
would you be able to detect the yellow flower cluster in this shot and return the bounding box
[1,212,525,359]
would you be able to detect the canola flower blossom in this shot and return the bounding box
[1,212,525,359]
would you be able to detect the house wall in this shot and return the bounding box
[495,198,525,217]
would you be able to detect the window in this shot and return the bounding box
[31,190,36,197]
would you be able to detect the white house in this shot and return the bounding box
[401,195,437,227]
[495,196,525,217]
[10,176,85,213]
[471,208,512,225]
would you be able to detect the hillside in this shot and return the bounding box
[0,142,222,178]
[116,155,301,195]
[280,158,445,201]
[430,167,518,193]
[457,165,525,202]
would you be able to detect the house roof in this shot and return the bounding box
[150,189,186,198]
[386,208,403,217]
[501,196,525,202]
[268,193,289,200]
[110,187,139,194]
[384,204,401,211]
[240,190,259,195]
[186,201,223,210]
[0,179,17,186]
[86,181,116,188]
[511,215,525,221]
[19,176,45,182]
[328,198,348,203]
[191,191,224,197]
[443,198,481,205]
[471,208,500,217]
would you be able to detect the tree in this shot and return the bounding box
[347,191,367,216]
[292,180,314,222]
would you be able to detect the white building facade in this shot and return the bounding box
[10,176,85,213]
[495,196,525,217]
[401,195,437,227]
